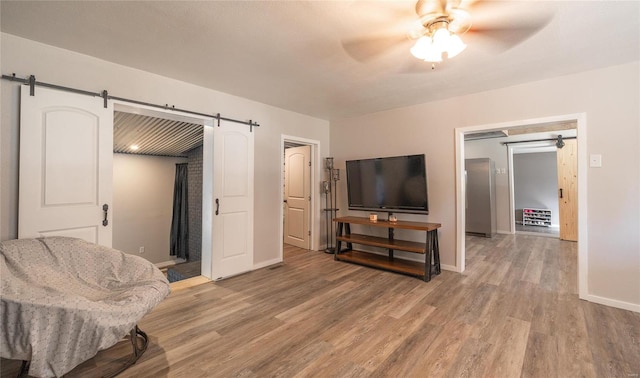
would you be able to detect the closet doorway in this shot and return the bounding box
[18,85,255,281]
[280,135,321,262]
[507,127,578,240]
[112,107,203,282]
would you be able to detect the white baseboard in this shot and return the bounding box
[441,264,457,272]
[253,258,282,270]
[586,294,640,313]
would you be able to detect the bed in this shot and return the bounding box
[0,237,170,377]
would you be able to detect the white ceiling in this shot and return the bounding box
[1,1,639,120]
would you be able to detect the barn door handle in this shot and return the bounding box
[559,188,563,199]
[102,204,109,226]
[215,199,219,215]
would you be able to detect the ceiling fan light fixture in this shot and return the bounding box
[410,36,443,62]
[410,24,465,63]
[409,3,471,64]
[431,25,451,50]
[410,36,430,59]
[446,33,466,58]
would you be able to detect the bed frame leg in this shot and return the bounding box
[17,360,29,378]
[131,325,149,358]
[104,325,149,378]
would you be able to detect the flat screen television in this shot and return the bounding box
[346,154,428,214]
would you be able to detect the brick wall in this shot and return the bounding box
[187,146,203,261]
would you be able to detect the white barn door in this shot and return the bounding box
[19,86,113,246]
[212,122,254,279]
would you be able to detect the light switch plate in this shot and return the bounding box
[590,154,602,168]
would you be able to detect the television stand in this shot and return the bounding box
[333,216,441,281]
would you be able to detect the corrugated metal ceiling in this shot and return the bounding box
[114,111,203,157]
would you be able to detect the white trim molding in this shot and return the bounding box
[455,113,589,301]
[586,295,640,313]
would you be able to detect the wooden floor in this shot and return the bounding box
[2,234,639,377]
[515,224,560,237]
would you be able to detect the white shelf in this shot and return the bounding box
[523,208,551,227]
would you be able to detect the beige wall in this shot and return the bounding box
[113,153,187,264]
[331,62,640,308]
[0,33,331,267]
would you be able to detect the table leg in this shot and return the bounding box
[424,230,432,282]
[334,222,343,260]
[433,230,441,275]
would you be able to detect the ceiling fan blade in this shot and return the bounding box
[416,0,448,16]
[465,15,551,51]
[341,35,410,63]
[340,1,418,63]
[462,1,554,51]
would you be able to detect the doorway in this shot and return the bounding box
[18,86,255,282]
[279,135,321,261]
[283,144,311,249]
[112,109,204,281]
[112,103,256,280]
[505,129,578,240]
[112,105,204,281]
[455,113,588,299]
[511,148,560,237]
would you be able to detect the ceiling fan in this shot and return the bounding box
[342,0,553,68]
[409,0,473,63]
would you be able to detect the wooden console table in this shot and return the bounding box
[333,216,441,282]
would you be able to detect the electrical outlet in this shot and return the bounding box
[139,246,145,254]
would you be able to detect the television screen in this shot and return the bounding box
[346,154,428,214]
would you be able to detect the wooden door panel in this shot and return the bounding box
[557,139,578,241]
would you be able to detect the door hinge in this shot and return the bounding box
[308,196,311,201]
[308,230,311,236]
[308,161,311,166]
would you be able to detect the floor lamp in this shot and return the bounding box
[323,157,339,253]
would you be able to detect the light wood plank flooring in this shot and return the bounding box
[2,234,639,377]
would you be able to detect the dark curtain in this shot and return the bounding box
[170,163,189,259]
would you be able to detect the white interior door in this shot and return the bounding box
[284,145,311,249]
[19,86,113,246]
[212,122,254,279]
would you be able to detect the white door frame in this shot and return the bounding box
[279,135,321,258]
[455,113,588,300]
[113,102,216,279]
